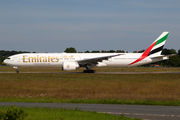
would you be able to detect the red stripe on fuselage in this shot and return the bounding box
[129,41,157,65]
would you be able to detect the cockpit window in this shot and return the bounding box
[7,57,10,60]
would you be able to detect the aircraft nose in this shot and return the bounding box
[3,59,7,64]
[3,59,10,65]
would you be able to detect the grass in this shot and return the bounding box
[0,67,180,105]
[0,106,141,120]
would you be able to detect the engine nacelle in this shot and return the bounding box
[62,61,79,71]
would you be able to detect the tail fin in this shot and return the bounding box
[148,31,169,57]
[129,32,169,65]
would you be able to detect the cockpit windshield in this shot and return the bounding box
[7,57,10,60]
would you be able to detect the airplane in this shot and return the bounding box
[4,31,175,73]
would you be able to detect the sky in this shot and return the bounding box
[0,0,180,53]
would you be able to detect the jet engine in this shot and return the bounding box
[62,61,79,71]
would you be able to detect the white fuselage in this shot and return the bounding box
[4,53,164,68]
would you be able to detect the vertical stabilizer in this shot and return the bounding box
[148,32,169,57]
[129,32,169,65]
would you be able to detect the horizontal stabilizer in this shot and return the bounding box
[150,54,176,59]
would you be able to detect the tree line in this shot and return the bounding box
[0,50,30,65]
[64,47,127,53]
[1,48,180,67]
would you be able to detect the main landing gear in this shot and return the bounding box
[13,66,19,73]
[83,65,95,73]
[83,70,95,73]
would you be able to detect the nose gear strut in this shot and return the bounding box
[13,66,19,73]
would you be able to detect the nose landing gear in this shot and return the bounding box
[13,66,19,73]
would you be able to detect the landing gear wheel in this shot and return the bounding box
[91,70,95,73]
[16,69,19,73]
[83,70,95,73]
[84,64,95,73]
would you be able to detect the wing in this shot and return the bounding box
[77,54,122,66]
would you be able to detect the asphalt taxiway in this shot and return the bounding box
[0,71,180,74]
[0,102,180,120]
